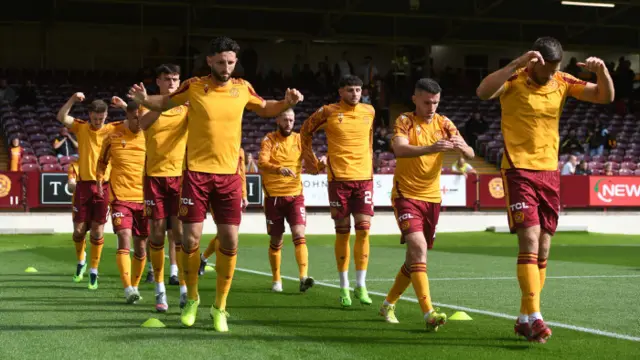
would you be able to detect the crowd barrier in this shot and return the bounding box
[1,171,639,210]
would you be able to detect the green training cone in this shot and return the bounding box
[141,318,166,328]
[449,311,473,321]
[205,265,215,273]
[24,267,38,273]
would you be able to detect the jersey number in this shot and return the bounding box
[364,191,373,205]
[300,207,306,220]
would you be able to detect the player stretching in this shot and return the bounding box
[476,37,613,342]
[129,36,303,331]
[137,64,189,312]
[97,101,148,303]
[379,78,473,331]
[57,93,117,289]
[258,109,314,293]
[199,148,249,275]
[300,75,374,307]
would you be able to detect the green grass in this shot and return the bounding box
[1,232,639,359]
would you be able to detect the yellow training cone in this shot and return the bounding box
[141,318,166,328]
[449,311,473,321]
[24,267,38,273]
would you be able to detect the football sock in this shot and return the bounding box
[268,242,282,282]
[517,252,541,316]
[293,237,308,279]
[410,262,433,314]
[89,237,104,271]
[215,246,238,310]
[203,236,218,260]
[150,243,165,284]
[354,221,370,288]
[131,253,146,288]
[73,235,86,264]
[538,258,548,291]
[182,246,200,301]
[175,243,186,287]
[385,263,411,305]
[335,226,351,287]
[116,249,131,288]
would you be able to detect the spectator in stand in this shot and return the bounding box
[587,119,608,156]
[575,160,592,175]
[561,155,577,175]
[9,137,23,171]
[15,80,37,108]
[361,88,372,105]
[373,127,390,153]
[564,57,581,77]
[374,79,390,127]
[464,112,488,152]
[452,157,476,177]
[604,162,614,176]
[360,56,378,88]
[246,152,259,173]
[560,129,583,155]
[53,127,79,158]
[0,78,16,104]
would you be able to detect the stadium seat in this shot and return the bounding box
[21,163,40,172]
[58,156,74,165]
[38,155,57,165]
[42,163,62,172]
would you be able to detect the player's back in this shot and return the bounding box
[71,119,118,181]
[169,76,264,175]
[143,105,188,177]
[392,112,458,203]
[500,69,587,171]
[103,123,146,202]
[260,131,303,197]
[321,101,375,181]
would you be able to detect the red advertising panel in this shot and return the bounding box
[478,174,506,209]
[560,175,590,208]
[589,176,640,207]
[0,172,24,209]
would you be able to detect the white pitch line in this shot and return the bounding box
[317,274,640,282]
[236,267,640,343]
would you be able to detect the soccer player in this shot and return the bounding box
[476,37,614,343]
[138,64,189,312]
[379,78,473,331]
[96,101,148,304]
[300,75,374,307]
[57,93,117,289]
[128,36,303,332]
[199,148,249,275]
[258,108,313,293]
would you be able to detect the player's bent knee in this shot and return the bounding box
[516,226,540,252]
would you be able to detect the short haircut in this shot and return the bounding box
[276,108,295,118]
[126,101,140,112]
[415,78,442,94]
[338,75,363,88]
[156,64,181,77]
[532,37,563,63]
[208,36,240,56]
[88,100,108,113]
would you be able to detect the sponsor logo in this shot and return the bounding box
[113,217,122,226]
[329,201,342,208]
[121,139,126,148]
[181,198,194,205]
[397,213,414,221]
[509,202,529,211]
[112,212,124,218]
[400,220,411,231]
[266,220,274,225]
[203,84,209,94]
[593,178,640,204]
[229,87,239,98]
[179,206,188,217]
[146,206,153,217]
[0,174,11,198]
[338,113,344,123]
[73,206,79,213]
[513,211,524,223]
[145,200,156,206]
[488,177,504,199]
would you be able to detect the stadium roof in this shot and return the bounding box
[7,0,640,50]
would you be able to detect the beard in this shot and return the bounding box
[211,67,230,82]
[278,125,292,137]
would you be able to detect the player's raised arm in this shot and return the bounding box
[128,82,180,112]
[248,88,304,118]
[573,57,615,104]
[299,106,328,174]
[476,51,545,100]
[57,92,85,127]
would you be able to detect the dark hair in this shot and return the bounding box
[126,101,140,112]
[415,78,442,94]
[338,75,363,88]
[207,36,240,56]
[88,100,108,113]
[156,64,181,77]
[532,37,563,63]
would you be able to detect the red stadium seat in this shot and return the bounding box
[42,163,62,172]
[21,163,40,172]
[38,155,57,165]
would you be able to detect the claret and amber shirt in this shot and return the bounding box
[142,104,188,177]
[258,131,303,197]
[70,119,119,181]
[500,69,587,171]
[391,112,459,203]
[300,101,375,181]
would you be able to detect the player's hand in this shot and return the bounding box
[110,96,127,109]
[96,181,104,197]
[68,179,77,193]
[241,197,248,212]
[279,167,296,178]
[577,57,606,74]
[319,155,327,165]
[73,92,85,103]
[128,82,148,104]
[285,88,304,105]
[514,51,545,69]
[429,140,455,153]
[449,135,467,150]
